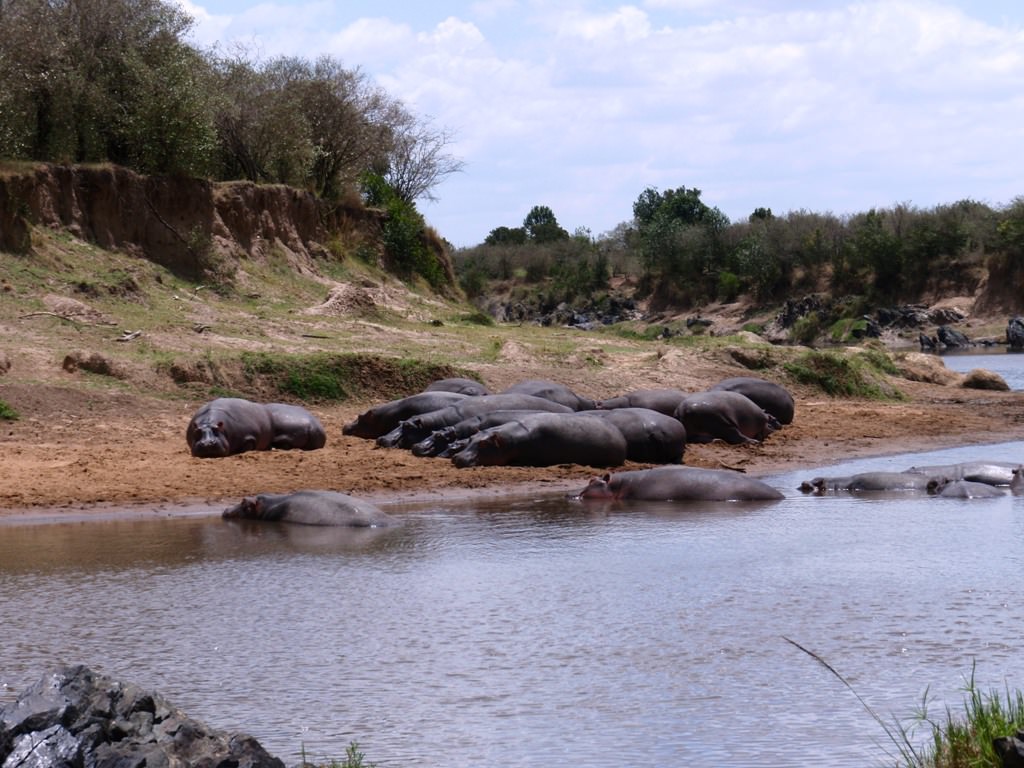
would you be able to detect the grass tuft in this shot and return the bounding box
[0,398,19,420]
[783,349,905,399]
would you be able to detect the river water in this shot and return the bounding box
[940,347,1024,389]
[3,441,1024,767]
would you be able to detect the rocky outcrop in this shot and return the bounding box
[0,665,284,768]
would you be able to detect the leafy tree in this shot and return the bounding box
[0,0,216,174]
[484,226,527,246]
[523,205,569,243]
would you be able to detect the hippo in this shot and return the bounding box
[376,394,574,449]
[927,478,1006,499]
[710,376,795,425]
[500,379,596,411]
[576,466,784,502]
[450,412,628,468]
[223,490,398,527]
[423,377,490,396]
[577,407,687,464]
[597,388,689,416]
[186,398,326,458]
[903,461,1020,486]
[1011,466,1024,495]
[342,391,468,439]
[799,471,944,494]
[410,409,552,458]
[674,391,779,445]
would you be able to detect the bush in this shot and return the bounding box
[783,350,903,399]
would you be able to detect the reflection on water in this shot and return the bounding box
[3,442,1024,766]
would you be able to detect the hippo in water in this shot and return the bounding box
[576,466,784,502]
[187,398,326,458]
[927,478,1006,499]
[675,391,779,445]
[903,461,1020,486]
[342,391,469,439]
[709,376,795,425]
[799,471,945,494]
[223,490,398,527]
[450,412,627,468]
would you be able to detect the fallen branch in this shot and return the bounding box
[18,311,83,330]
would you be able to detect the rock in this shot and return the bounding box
[994,731,1024,767]
[937,325,972,348]
[1007,316,1024,349]
[895,352,961,385]
[961,368,1010,391]
[0,665,285,768]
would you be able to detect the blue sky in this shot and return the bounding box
[179,1,1024,247]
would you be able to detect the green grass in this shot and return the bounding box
[783,349,905,400]
[898,671,1024,767]
[0,399,18,420]
[239,351,473,402]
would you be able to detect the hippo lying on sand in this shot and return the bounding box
[577,466,784,502]
[342,391,469,439]
[187,398,326,458]
[675,391,779,445]
[223,490,398,527]
[710,376,795,425]
[451,412,627,468]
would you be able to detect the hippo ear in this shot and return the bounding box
[602,472,612,482]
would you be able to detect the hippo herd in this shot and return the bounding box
[183,375,1022,529]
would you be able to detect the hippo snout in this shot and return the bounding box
[191,438,229,458]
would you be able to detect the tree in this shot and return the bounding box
[382,112,465,203]
[484,226,527,246]
[523,205,568,243]
[0,0,216,174]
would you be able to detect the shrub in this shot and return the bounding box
[783,349,903,399]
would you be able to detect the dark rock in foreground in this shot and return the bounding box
[0,664,284,768]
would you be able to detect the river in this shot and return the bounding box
[2,441,1024,766]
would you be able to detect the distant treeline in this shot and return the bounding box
[0,0,462,205]
[454,189,1024,312]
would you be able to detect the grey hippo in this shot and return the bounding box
[577,407,687,464]
[410,409,553,458]
[674,390,779,445]
[710,376,795,425]
[499,379,596,411]
[799,471,945,494]
[376,393,574,449]
[451,412,627,468]
[597,387,689,416]
[576,466,784,501]
[424,377,491,396]
[903,460,1021,486]
[187,397,326,458]
[927,478,1006,499]
[342,391,469,439]
[223,490,398,527]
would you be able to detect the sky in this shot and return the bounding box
[178,0,1024,248]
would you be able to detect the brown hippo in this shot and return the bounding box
[577,466,783,501]
[674,391,779,445]
[186,398,326,458]
[223,490,398,527]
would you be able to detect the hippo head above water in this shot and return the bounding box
[578,474,616,499]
